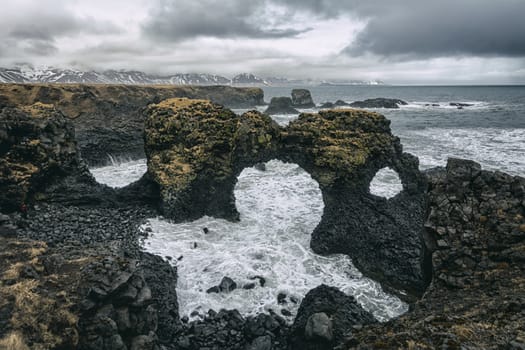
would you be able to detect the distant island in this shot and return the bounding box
[0,66,385,87]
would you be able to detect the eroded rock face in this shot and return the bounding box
[144,100,429,297]
[349,98,408,109]
[291,89,315,108]
[291,285,376,350]
[351,159,525,349]
[0,236,172,350]
[0,84,265,165]
[264,97,300,115]
[144,98,281,221]
[0,105,86,212]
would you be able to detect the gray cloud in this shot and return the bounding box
[257,0,525,58]
[142,0,307,42]
[0,1,120,58]
[348,0,525,58]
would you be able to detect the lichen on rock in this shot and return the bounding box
[144,100,429,297]
[0,106,84,212]
[144,98,280,221]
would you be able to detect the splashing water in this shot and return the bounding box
[142,160,408,322]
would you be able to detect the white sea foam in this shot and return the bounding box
[400,101,490,110]
[400,128,525,175]
[90,158,147,188]
[370,168,403,199]
[142,160,408,322]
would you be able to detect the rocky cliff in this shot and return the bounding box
[348,159,525,349]
[2,95,523,349]
[144,99,429,297]
[0,84,264,165]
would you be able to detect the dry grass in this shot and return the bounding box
[0,332,30,350]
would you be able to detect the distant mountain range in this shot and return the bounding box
[0,66,385,86]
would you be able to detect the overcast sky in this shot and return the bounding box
[1,0,525,84]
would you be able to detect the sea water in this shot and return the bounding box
[91,85,525,322]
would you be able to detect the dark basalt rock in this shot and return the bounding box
[0,84,265,166]
[290,285,376,350]
[0,236,176,350]
[319,102,334,109]
[264,97,300,115]
[206,277,238,294]
[291,89,315,108]
[334,99,350,106]
[351,159,525,349]
[349,98,408,109]
[145,100,430,297]
[450,102,473,107]
[144,98,281,222]
[0,105,99,212]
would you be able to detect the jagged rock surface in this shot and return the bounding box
[144,98,280,221]
[0,84,265,165]
[350,159,525,349]
[291,285,376,350]
[291,89,315,108]
[349,98,408,109]
[145,100,429,297]
[264,97,300,115]
[0,105,93,212]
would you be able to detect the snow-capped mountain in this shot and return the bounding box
[0,66,385,86]
[231,73,268,86]
[0,67,236,85]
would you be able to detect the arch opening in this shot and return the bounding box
[369,167,403,199]
[90,157,147,188]
[143,160,408,323]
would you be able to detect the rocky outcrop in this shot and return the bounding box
[291,285,376,350]
[145,100,429,297]
[264,97,300,115]
[351,159,525,349]
[291,89,315,108]
[0,234,177,350]
[349,98,408,109]
[0,105,93,212]
[0,84,265,165]
[144,98,281,221]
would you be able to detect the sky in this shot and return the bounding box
[1,0,525,84]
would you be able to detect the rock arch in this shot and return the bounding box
[144,98,430,297]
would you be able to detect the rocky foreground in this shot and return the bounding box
[0,96,524,349]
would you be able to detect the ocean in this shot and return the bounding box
[90,85,525,323]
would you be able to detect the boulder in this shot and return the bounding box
[349,98,408,109]
[291,89,315,108]
[291,285,375,349]
[145,99,429,298]
[0,105,91,212]
[449,102,473,107]
[304,313,333,341]
[334,100,350,106]
[264,97,299,115]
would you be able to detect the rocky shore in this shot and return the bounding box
[1,94,524,349]
[0,84,265,166]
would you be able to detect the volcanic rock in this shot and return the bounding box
[264,97,300,115]
[144,98,281,221]
[145,99,429,297]
[0,105,92,212]
[351,159,525,349]
[291,285,375,350]
[0,84,265,165]
[291,89,315,108]
[349,98,408,109]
